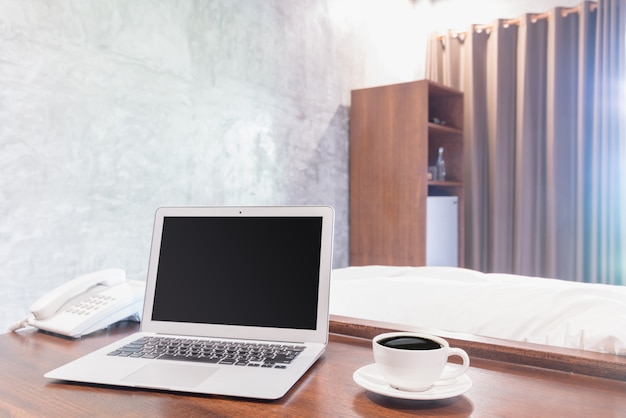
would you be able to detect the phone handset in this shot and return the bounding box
[29,268,126,320]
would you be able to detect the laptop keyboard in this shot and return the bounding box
[107,336,306,369]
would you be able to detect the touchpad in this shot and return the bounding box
[122,362,218,388]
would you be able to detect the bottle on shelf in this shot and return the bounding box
[436,146,446,181]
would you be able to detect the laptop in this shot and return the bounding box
[45,205,334,400]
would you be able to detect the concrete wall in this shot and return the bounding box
[1,0,426,329]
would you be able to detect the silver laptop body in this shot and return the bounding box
[45,206,334,400]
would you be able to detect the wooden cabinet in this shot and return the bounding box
[349,80,464,266]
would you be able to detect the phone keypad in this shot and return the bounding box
[67,295,115,315]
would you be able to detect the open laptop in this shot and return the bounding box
[45,205,334,400]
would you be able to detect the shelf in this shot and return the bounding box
[350,80,464,267]
[428,123,462,135]
[428,181,463,187]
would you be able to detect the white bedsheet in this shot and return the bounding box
[330,265,626,355]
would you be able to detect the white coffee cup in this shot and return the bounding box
[372,332,470,392]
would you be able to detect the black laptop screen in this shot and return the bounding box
[151,216,323,330]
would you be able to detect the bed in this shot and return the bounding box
[329,265,626,355]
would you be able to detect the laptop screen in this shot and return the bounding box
[151,216,323,330]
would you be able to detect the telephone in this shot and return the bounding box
[9,268,146,338]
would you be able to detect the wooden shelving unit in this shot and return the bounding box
[349,80,464,266]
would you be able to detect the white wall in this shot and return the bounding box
[426,0,582,31]
[0,0,579,332]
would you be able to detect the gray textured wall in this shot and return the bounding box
[1,0,426,329]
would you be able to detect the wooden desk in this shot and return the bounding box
[2,319,626,417]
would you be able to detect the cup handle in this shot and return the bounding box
[440,347,470,381]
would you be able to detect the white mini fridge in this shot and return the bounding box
[426,196,458,267]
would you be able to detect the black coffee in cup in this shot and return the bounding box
[377,336,442,350]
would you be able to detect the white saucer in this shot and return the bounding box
[353,363,472,401]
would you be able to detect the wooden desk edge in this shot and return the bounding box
[329,315,626,381]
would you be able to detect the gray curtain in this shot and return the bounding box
[426,0,625,284]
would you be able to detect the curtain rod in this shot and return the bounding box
[438,2,598,39]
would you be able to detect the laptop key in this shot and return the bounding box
[158,354,221,363]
